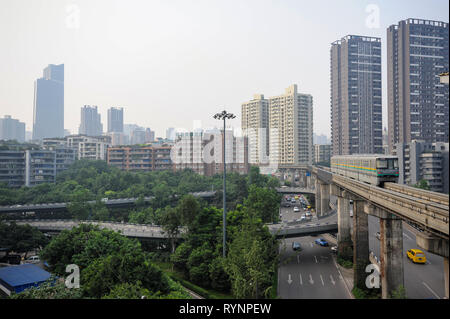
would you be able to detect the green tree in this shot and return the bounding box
[176,194,201,227]
[244,185,281,223]
[225,216,278,299]
[413,179,430,191]
[160,206,181,253]
[186,243,213,285]
[209,256,230,291]
[0,221,49,258]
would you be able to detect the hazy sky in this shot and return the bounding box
[0,0,448,138]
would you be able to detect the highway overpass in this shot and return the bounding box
[0,191,217,215]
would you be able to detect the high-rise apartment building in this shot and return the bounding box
[166,128,176,141]
[314,144,332,164]
[331,35,382,155]
[268,84,313,166]
[79,105,103,136]
[387,19,449,153]
[241,94,270,165]
[32,64,64,140]
[0,115,25,142]
[107,107,124,133]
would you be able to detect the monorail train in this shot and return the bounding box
[330,155,399,186]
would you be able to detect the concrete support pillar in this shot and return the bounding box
[306,174,311,189]
[353,200,369,290]
[380,216,404,299]
[445,257,449,299]
[337,196,352,260]
[320,183,330,216]
[300,171,306,188]
[290,169,295,186]
[315,179,321,215]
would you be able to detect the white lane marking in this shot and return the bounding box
[330,275,336,285]
[403,233,412,241]
[314,256,318,263]
[320,274,324,286]
[422,282,440,299]
[309,274,314,285]
[299,274,303,286]
[287,274,293,285]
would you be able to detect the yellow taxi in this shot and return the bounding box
[407,249,426,264]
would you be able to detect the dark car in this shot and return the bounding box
[292,242,302,251]
[0,254,22,265]
[315,238,329,247]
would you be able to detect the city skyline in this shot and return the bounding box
[0,0,448,139]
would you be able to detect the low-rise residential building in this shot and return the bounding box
[0,150,26,187]
[0,145,75,187]
[66,135,111,160]
[107,144,172,172]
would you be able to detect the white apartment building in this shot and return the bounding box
[241,94,270,165]
[66,135,111,160]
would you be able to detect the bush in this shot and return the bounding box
[337,256,353,269]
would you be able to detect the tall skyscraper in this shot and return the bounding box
[331,35,382,155]
[107,107,124,133]
[0,115,25,142]
[32,64,64,140]
[79,105,103,136]
[387,19,449,153]
[268,84,313,166]
[241,94,270,165]
[166,127,176,141]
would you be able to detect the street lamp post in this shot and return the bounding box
[213,110,235,258]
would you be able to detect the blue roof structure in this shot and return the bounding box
[0,264,51,294]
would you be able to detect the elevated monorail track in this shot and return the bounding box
[384,182,449,206]
[333,174,449,239]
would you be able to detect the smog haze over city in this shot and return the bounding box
[0,0,448,137]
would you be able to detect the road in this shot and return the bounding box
[366,214,446,299]
[277,195,351,299]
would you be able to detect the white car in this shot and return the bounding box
[293,207,300,212]
[23,256,40,264]
[305,211,312,218]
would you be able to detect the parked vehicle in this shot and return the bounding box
[292,242,302,251]
[331,245,338,253]
[0,254,21,265]
[293,206,300,212]
[375,232,381,240]
[315,238,329,247]
[23,255,40,264]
